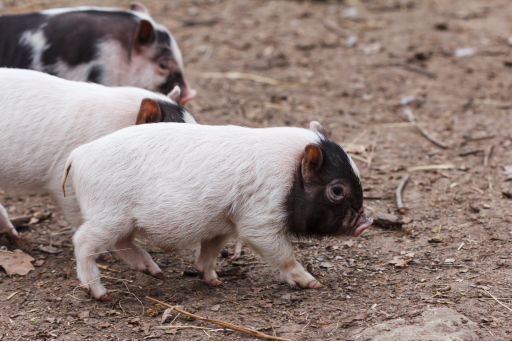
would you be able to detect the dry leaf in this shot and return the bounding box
[353,311,369,320]
[161,308,174,324]
[38,245,62,254]
[388,255,412,268]
[34,259,45,267]
[78,311,89,319]
[0,249,35,275]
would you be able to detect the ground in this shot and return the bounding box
[1,0,511,340]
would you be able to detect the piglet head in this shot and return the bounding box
[285,122,372,238]
[130,5,197,105]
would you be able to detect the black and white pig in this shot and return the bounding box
[0,2,196,105]
[0,68,196,245]
[62,122,372,300]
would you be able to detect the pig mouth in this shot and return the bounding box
[351,214,373,237]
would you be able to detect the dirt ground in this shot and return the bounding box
[1,0,512,340]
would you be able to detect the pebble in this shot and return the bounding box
[454,47,476,58]
[220,248,229,258]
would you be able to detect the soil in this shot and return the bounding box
[1,0,512,340]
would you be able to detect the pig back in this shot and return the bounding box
[0,69,156,194]
[68,123,321,247]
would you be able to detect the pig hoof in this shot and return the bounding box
[153,272,165,280]
[210,279,222,286]
[307,280,322,289]
[98,292,112,301]
[98,252,112,261]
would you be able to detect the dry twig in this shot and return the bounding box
[199,72,296,86]
[146,296,288,341]
[156,325,230,331]
[403,109,448,149]
[483,290,512,313]
[396,174,410,214]
[407,164,454,172]
[483,145,494,166]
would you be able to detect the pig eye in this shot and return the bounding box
[327,184,344,201]
[159,63,169,70]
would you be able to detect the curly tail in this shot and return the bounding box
[62,159,73,198]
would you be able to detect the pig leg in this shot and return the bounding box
[0,203,21,245]
[73,224,112,301]
[196,235,230,286]
[246,232,321,289]
[113,237,164,279]
[230,239,243,260]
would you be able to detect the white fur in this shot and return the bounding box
[19,28,49,71]
[65,123,322,298]
[0,68,194,235]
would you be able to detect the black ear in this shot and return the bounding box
[136,99,162,124]
[135,19,155,48]
[301,144,323,181]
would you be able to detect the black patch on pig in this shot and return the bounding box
[41,10,139,66]
[0,13,47,68]
[155,30,171,46]
[87,65,103,83]
[158,70,186,95]
[285,138,363,238]
[156,100,186,123]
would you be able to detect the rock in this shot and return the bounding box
[345,35,357,48]
[78,311,89,319]
[357,308,480,340]
[281,294,291,301]
[445,258,455,264]
[320,262,334,268]
[454,47,476,58]
[220,248,229,258]
[210,304,220,311]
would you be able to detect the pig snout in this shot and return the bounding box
[180,86,197,105]
[352,213,372,237]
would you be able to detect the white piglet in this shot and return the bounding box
[63,122,372,300]
[0,68,195,245]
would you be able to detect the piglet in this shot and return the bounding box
[0,68,195,245]
[63,121,372,300]
[0,2,196,104]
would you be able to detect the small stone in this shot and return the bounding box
[0,246,7,251]
[454,47,476,58]
[210,304,220,312]
[220,248,229,258]
[320,262,334,268]
[281,294,291,301]
[345,35,357,48]
[34,259,44,267]
[342,7,358,18]
[78,311,89,319]
[316,257,324,262]
[428,236,443,243]
[445,258,455,264]
[182,268,198,277]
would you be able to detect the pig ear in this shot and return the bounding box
[136,19,155,47]
[310,121,325,136]
[130,1,149,13]
[302,144,323,181]
[136,99,162,124]
[167,86,181,103]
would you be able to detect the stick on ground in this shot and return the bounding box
[146,296,288,341]
[483,290,512,313]
[403,109,449,149]
[483,145,494,166]
[396,174,410,214]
